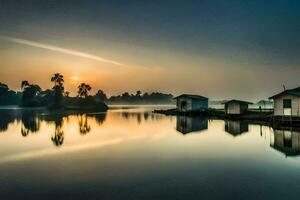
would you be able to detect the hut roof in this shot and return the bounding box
[174,94,208,100]
[269,87,300,99]
[222,99,252,105]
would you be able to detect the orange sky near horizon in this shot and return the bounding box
[1,35,299,100]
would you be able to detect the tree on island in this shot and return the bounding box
[51,73,64,107]
[77,83,91,98]
[94,89,107,102]
[20,81,41,106]
[107,91,174,104]
[0,76,174,108]
[0,82,9,93]
[64,91,70,97]
[0,82,21,105]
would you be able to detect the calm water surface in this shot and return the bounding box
[0,106,300,200]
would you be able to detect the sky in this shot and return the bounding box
[0,0,300,100]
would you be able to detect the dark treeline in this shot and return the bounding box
[0,82,21,105]
[0,73,107,112]
[0,74,174,107]
[0,73,108,110]
[105,91,174,104]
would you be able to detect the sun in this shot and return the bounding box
[70,76,80,81]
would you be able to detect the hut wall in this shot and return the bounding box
[176,97,208,112]
[227,102,241,114]
[176,97,193,112]
[240,104,248,114]
[192,99,208,111]
[273,94,300,116]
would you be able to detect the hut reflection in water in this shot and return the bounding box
[225,120,249,136]
[271,128,300,157]
[176,116,208,134]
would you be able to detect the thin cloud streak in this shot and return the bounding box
[0,35,126,67]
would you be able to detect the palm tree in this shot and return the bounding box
[64,91,70,97]
[51,73,64,107]
[21,80,29,90]
[77,83,91,98]
[51,73,64,86]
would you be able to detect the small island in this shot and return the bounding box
[0,73,108,112]
[0,73,175,113]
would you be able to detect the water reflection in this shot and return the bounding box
[91,113,106,125]
[0,110,107,146]
[271,127,300,157]
[224,120,249,137]
[120,111,166,124]
[2,108,300,158]
[21,111,40,136]
[176,116,208,134]
[0,110,16,132]
[78,114,91,135]
[2,107,300,199]
[50,115,64,146]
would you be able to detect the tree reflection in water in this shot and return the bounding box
[77,114,91,135]
[92,113,106,125]
[20,111,40,137]
[0,110,17,132]
[1,110,107,145]
[51,115,64,147]
[120,111,155,124]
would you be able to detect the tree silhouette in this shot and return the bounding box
[136,90,142,97]
[94,89,107,102]
[51,73,64,86]
[21,80,29,90]
[64,91,70,97]
[0,82,20,105]
[20,81,41,106]
[77,83,91,98]
[107,91,173,104]
[51,73,64,107]
[0,82,9,93]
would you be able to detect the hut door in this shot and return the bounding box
[283,99,292,116]
[181,101,187,111]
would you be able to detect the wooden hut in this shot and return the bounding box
[174,94,208,112]
[269,87,300,117]
[223,100,252,115]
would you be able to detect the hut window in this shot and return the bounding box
[283,99,291,108]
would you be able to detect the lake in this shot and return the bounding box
[0,106,300,200]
